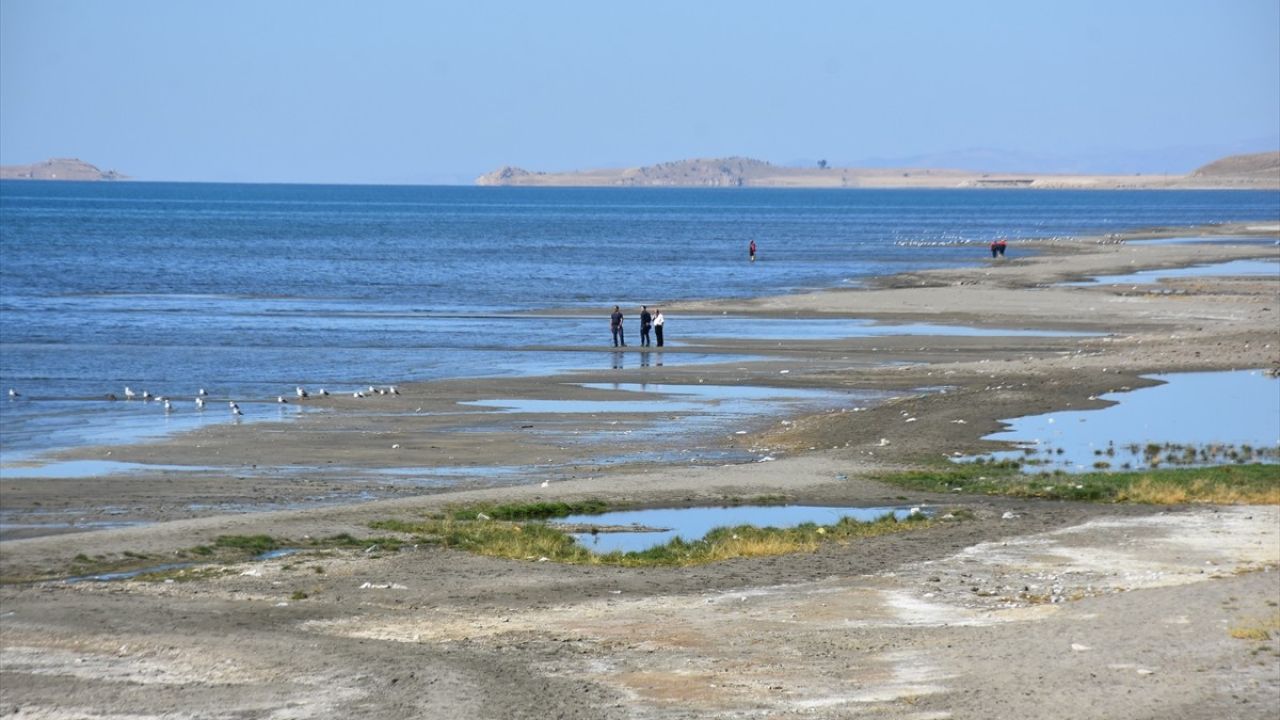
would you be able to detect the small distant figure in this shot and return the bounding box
[653,308,665,347]
[639,305,652,347]
[610,305,626,347]
[990,239,1007,258]
[749,239,757,262]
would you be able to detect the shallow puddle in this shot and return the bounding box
[970,370,1280,472]
[0,459,214,480]
[1063,258,1279,286]
[556,505,921,554]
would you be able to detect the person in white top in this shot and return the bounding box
[652,308,665,347]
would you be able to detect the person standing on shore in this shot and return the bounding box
[749,239,757,262]
[653,308,665,347]
[610,305,626,347]
[639,305,652,347]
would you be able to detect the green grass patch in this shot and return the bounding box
[449,499,611,521]
[876,463,1279,504]
[367,510,930,567]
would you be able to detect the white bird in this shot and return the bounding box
[388,386,399,395]
[277,396,288,404]
[195,397,206,409]
[197,388,208,396]
[229,401,240,412]
[296,386,308,398]
[232,406,243,416]
[353,391,365,398]
[317,388,329,396]
[163,399,173,412]
[368,386,378,395]
[124,386,136,400]
[142,390,153,401]
[7,388,17,398]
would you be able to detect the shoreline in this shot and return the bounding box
[1,223,1277,543]
[1,222,1278,718]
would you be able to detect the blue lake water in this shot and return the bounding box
[2,182,1277,460]
[1064,258,1279,286]
[558,505,921,554]
[973,370,1280,472]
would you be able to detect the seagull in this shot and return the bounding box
[296,386,308,398]
[353,391,365,398]
[198,388,208,396]
[317,388,329,397]
[229,401,241,413]
[7,388,18,398]
[142,390,153,401]
[163,399,173,412]
[388,386,399,395]
[195,397,205,409]
[124,386,136,400]
[277,396,288,404]
[368,386,378,395]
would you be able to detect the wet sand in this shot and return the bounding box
[1,224,1278,718]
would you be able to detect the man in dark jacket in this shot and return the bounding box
[610,306,626,347]
[639,306,652,347]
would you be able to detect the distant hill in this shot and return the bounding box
[1191,151,1280,181]
[0,158,126,181]
[478,152,1280,190]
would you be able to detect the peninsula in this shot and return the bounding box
[0,158,126,181]
[477,151,1280,190]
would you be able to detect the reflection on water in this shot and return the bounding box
[967,370,1280,473]
[556,505,921,554]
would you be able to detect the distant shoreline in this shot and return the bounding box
[477,152,1280,190]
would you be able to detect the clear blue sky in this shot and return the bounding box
[2,0,1277,183]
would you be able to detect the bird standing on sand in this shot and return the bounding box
[277,396,288,404]
[124,386,136,400]
[317,388,329,397]
[296,386,309,399]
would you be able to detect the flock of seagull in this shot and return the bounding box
[7,384,400,417]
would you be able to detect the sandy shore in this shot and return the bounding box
[1,224,1278,718]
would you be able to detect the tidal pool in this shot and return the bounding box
[969,370,1280,472]
[1063,258,1279,286]
[556,504,922,554]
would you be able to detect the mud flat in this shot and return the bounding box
[1,224,1278,718]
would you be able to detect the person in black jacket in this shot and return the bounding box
[639,306,652,347]
[610,306,626,347]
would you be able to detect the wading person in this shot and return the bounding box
[653,308,665,347]
[639,305,652,347]
[610,305,626,347]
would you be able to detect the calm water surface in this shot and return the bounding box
[3,183,1277,459]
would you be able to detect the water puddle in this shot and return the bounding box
[674,317,1092,340]
[0,459,214,480]
[1126,236,1277,246]
[461,382,870,416]
[555,505,923,554]
[965,370,1280,472]
[1062,258,1279,286]
[63,562,195,584]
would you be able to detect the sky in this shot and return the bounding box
[1,0,1278,184]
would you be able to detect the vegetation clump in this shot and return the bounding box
[369,510,929,567]
[878,463,1279,505]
